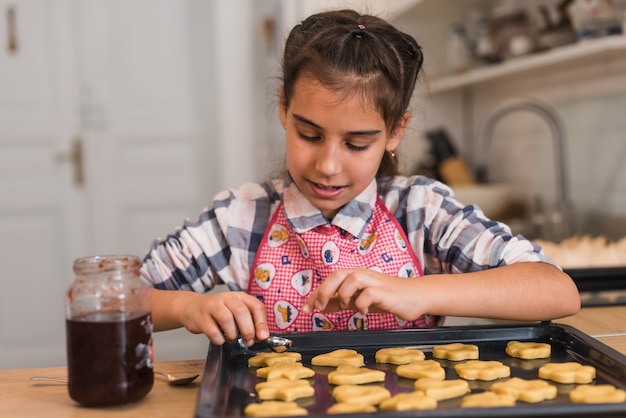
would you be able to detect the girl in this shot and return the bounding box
[141,9,580,348]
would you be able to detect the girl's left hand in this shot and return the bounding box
[301,268,421,320]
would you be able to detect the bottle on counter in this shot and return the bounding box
[65,254,154,407]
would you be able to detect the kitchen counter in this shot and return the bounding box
[555,304,626,354]
[1,306,625,417]
[0,359,206,418]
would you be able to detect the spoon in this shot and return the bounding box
[236,335,292,352]
[154,370,199,385]
[266,335,293,353]
[30,370,199,386]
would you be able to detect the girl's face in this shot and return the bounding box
[280,76,407,219]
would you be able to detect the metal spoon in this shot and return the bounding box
[154,370,199,385]
[235,335,293,352]
[30,370,199,386]
[266,335,293,353]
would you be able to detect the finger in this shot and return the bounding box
[301,288,323,314]
[201,317,227,346]
[212,305,240,342]
[352,288,374,315]
[243,297,270,344]
[303,287,340,314]
[305,271,348,311]
[224,301,258,346]
[318,294,341,313]
[332,272,367,309]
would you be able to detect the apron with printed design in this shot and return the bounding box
[247,196,437,333]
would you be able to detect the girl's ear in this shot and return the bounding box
[387,111,411,151]
[278,87,287,128]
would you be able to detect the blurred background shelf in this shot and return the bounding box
[430,36,626,93]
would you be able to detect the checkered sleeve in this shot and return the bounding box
[140,180,284,292]
[380,176,557,275]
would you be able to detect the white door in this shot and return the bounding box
[0,0,209,369]
[0,0,83,369]
[74,0,201,255]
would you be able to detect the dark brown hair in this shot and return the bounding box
[281,9,423,177]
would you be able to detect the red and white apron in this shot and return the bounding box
[248,197,437,333]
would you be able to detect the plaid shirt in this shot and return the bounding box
[141,175,554,292]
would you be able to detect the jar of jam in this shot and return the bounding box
[65,255,154,406]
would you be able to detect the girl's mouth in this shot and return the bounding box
[309,181,345,198]
[314,182,341,191]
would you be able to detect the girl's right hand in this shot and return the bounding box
[189,291,270,347]
[157,290,270,347]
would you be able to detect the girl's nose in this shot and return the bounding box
[315,142,342,177]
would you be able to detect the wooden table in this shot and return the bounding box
[1,306,625,417]
[0,359,206,417]
[554,305,626,355]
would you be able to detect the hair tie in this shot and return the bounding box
[353,24,367,39]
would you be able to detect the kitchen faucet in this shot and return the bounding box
[477,97,571,241]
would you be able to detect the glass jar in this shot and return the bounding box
[65,255,153,406]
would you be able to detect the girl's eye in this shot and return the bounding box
[347,143,369,152]
[296,130,369,151]
[298,132,320,142]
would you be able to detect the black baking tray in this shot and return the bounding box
[194,322,626,417]
[565,267,626,292]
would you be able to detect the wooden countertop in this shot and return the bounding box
[1,306,625,417]
[0,359,206,418]
[554,304,626,355]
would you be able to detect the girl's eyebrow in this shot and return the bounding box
[292,113,381,136]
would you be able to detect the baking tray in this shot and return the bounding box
[564,267,626,292]
[194,322,626,417]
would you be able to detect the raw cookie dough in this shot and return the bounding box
[256,363,315,381]
[396,360,446,380]
[244,401,308,416]
[331,384,391,406]
[570,384,626,404]
[505,341,551,360]
[311,349,365,367]
[490,377,557,403]
[454,360,511,381]
[432,343,479,361]
[248,352,302,367]
[413,378,470,401]
[379,391,438,411]
[255,379,315,402]
[375,347,426,364]
[326,403,377,414]
[327,364,385,385]
[461,391,516,408]
[538,362,596,384]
